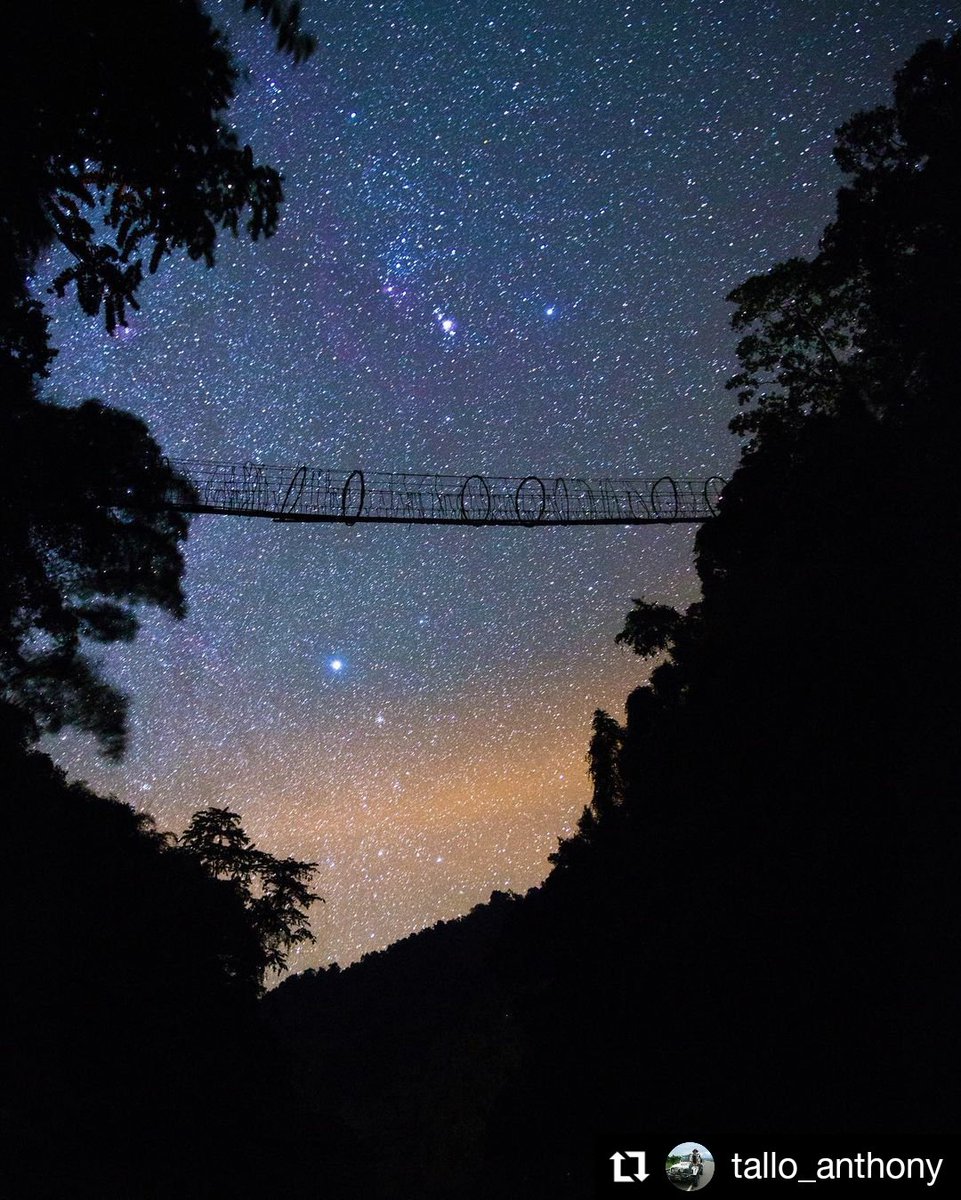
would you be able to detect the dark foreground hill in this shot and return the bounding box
[266,34,961,1197]
[2,730,355,1199]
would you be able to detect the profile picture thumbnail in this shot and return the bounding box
[665,1142,714,1191]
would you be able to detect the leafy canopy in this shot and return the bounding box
[0,2,314,754]
[591,32,961,857]
[726,33,960,446]
[0,401,196,757]
[179,806,323,982]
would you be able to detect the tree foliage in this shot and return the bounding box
[179,806,323,982]
[614,597,685,660]
[725,256,864,438]
[725,32,960,446]
[244,0,316,62]
[616,31,961,715]
[0,2,315,753]
[585,708,625,821]
[549,709,626,871]
[3,2,313,346]
[0,400,196,756]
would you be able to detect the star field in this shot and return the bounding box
[41,0,953,970]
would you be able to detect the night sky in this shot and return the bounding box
[40,1,953,971]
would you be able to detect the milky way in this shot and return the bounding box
[40,0,953,970]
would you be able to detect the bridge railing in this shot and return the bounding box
[163,460,725,526]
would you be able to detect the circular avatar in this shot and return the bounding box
[665,1142,714,1191]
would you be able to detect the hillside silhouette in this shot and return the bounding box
[265,32,961,1197]
[1,716,354,1196]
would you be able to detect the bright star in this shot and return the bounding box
[330,658,343,672]
[545,305,557,317]
[434,308,458,335]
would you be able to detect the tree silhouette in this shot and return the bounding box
[614,597,684,660]
[608,29,961,1134]
[610,36,961,736]
[0,401,196,757]
[179,805,259,883]
[726,33,960,445]
[0,2,315,753]
[585,708,624,821]
[249,852,325,974]
[549,709,625,871]
[243,0,316,61]
[179,806,323,982]
[3,1,313,344]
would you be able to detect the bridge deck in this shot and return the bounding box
[164,460,725,527]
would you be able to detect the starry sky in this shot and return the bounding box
[41,0,953,971]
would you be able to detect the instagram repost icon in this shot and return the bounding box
[665,1142,714,1191]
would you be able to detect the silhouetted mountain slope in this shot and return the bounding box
[1,726,352,1198]
[266,35,960,1196]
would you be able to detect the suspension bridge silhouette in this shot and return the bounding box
[164,460,725,527]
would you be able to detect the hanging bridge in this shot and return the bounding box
[162,460,726,527]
